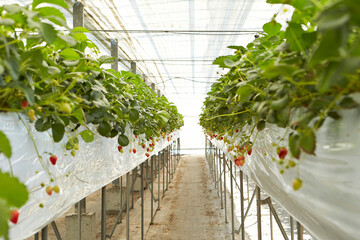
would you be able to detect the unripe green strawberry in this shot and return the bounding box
[53,185,60,193]
[28,109,36,121]
[59,102,72,114]
[293,178,302,191]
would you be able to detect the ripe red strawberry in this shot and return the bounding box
[237,155,245,161]
[135,135,138,138]
[236,129,239,133]
[53,185,60,193]
[46,186,53,196]
[132,148,136,154]
[147,148,150,152]
[20,100,29,108]
[145,153,150,157]
[10,210,19,224]
[117,146,123,152]
[142,144,146,149]
[278,148,288,159]
[247,148,252,155]
[49,155,57,165]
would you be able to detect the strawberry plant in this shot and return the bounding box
[0,0,183,237]
[200,0,360,189]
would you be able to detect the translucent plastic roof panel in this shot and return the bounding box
[64,0,292,102]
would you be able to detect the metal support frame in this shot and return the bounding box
[223,152,228,223]
[41,226,48,240]
[101,187,106,240]
[140,163,144,240]
[51,221,62,240]
[73,2,84,28]
[204,140,309,240]
[230,160,235,240]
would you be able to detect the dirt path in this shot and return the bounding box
[145,155,232,240]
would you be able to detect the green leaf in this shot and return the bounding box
[97,121,111,137]
[98,55,115,65]
[129,109,139,122]
[0,171,28,208]
[263,21,282,37]
[299,128,316,154]
[4,57,19,81]
[339,97,359,109]
[271,95,289,110]
[0,198,10,240]
[57,34,77,46]
[52,123,65,142]
[60,48,81,60]
[263,64,297,79]
[0,131,11,158]
[72,27,90,33]
[284,22,305,51]
[34,118,51,132]
[80,130,94,143]
[256,120,266,131]
[318,8,350,31]
[289,133,301,159]
[236,84,252,103]
[0,18,15,26]
[73,108,84,125]
[33,0,68,9]
[39,22,57,44]
[36,7,66,26]
[118,134,129,146]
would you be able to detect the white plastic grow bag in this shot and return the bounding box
[209,108,360,240]
[0,112,179,239]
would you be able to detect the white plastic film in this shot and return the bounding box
[209,108,360,240]
[0,112,179,240]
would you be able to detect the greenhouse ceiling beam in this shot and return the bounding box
[88,29,264,33]
[119,59,214,62]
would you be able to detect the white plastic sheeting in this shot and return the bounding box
[0,112,179,240]
[208,108,360,240]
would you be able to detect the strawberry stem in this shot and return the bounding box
[17,113,51,176]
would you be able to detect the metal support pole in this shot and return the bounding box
[256,186,262,240]
[131,169,135,209]
[151,83,155,92]
[34,233,39,240]
[131,61,136,74]
[120,176,123,223]
[41,226,48,240]
[240,171,245,240]
[126,172,130,240]
[297,222,304,240]
[214,148,218,191]
[166,147,169,190]
[162,150,165,198]
[157,154,161,210]
[73,2,84,28]
[140,163,144,240]
[51,221,62,240]
[230,160,235,240]
[270,208,273,240]
[219,149,223,209]
[290,216,294,240]
[223,153,228,223]
[150,156,154,224]
[77,202,81,240]
[101,187,106,240]
[110,39,118,72]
